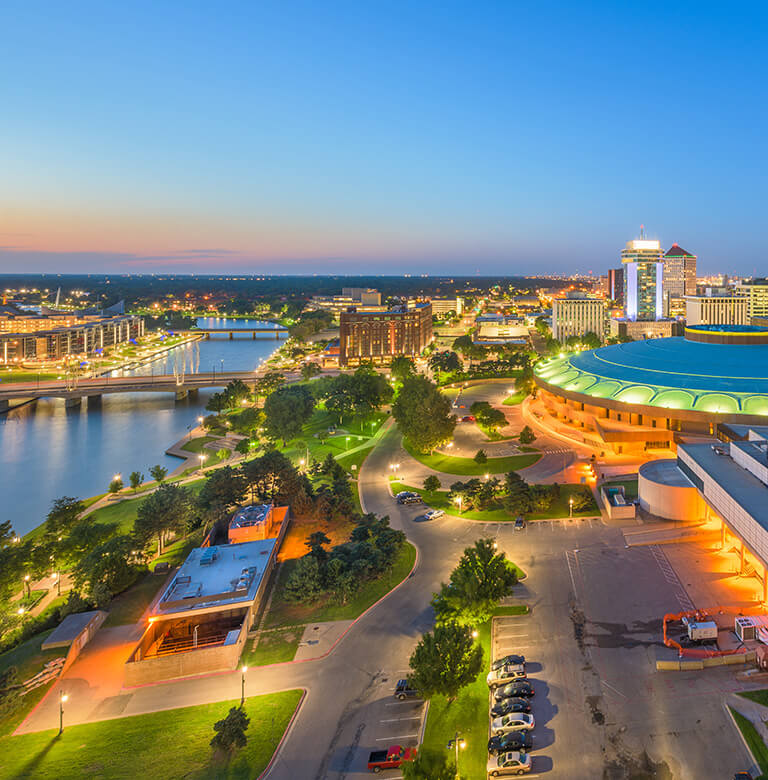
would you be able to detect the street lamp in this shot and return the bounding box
[454,495,463,514]
[59,693,68,736]
[447,732,466,780]
[197,415,204,426]
[484,473,489,482]
[54,572,61,596]
[199,454,206,472]
[23,574,30,599]
[569,496,574,517]
[345,436,350,450]
[240,665,248,707]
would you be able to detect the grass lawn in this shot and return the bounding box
[265,542,416,628]
[422,606,530,779]
[241,628,302,667]
[0,370,60,384]
[603,478,639,500]
[0,690,303,780]
[0,629,62,737]
[18,589,47,611]
[502,391,526,405]
[84,496,142,534]
[526,484,599,520]
[402,438,540,476]
[103,573,166,628]
[739,690,768,707]
[180,435,219,453]
[391,479,596,523]
[730,707,768,776]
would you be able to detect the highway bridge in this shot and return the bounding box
[0,370,261,410]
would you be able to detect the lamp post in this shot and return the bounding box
[199,454,206,472]
[454,495,463,514]
[569,496,574,518]
[59,693,68,736]
[23,574,30,599]
[346,436,350,450]
[447,732,466,779]
[240,665,248,707]
[54,572,61,596]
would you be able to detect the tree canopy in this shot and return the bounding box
[392,375,455,453]
[263,384,315,445]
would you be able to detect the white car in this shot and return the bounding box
[491,712,535,735]
[487,751,532,776]
[425,509,445,520]
[487,664,526,688]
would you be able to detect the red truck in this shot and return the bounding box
[367,745,417,773]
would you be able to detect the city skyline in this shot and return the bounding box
[3,1,768,275]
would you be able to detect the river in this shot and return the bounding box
[0,318,286,536]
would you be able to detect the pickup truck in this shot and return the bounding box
[394,679,420,700]
[367,745,417,773]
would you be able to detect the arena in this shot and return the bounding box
[533,325,768,453]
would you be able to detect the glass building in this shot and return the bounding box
[621,237,664,321]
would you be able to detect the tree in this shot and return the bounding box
[515,366,536,398]
[390,355,416,382]
[428,350,461,375]
[580,331,602,349]
[216,447,229,462]
[300,361,322,381]
[423,475,441,492]
[402,749,456,780]
[452,334,474,356]
[129,471,144,491]
[241,450,301,504]
[432,538,518,626]
[210,707,250,752]
[469,401,506,432]
[473,449,487,464]
[254,370,286,399]
[392,375,455,454]
[205,392,228,414]
[222,379,252,408]
[235,438,253,456]
[149,464,167,483]
[108,477,123,495]
[263,385,315,446]
[504,471,531,515]
[72,535,142,602]
[43,496,85,540]
[408,623,482,702]
[198,466,248,512]
[134,482,194,555]
[519,425,536,445]
[283,555,325,603]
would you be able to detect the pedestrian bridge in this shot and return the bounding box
[185,327,288,340]
[0,370,259,410]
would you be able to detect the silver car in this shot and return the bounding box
[487,750,532,776]
[491,712,535,735]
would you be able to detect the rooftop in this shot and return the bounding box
[680,443,768,533]
[535,337,768,415]
[664,243,695,257]
[41,611,106,649]
[639,458,695,488]
[154,539,276,616]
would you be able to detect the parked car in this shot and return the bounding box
[494,681,534,701]
[487,664,527,688]
[394,679,420,701]
[487,731,533,755]
[491,654,526,671]
[396,491,422,505]
[461,414,476,422]
[514,516,525,531]
[367,745,416,773]
[425,509,444,520]
[490,697,532,718]
[487,750,532,776]
[491,712,535,735]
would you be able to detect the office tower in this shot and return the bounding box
[607,268,624,304]
[734,279,768,320]
[621,231,664,321]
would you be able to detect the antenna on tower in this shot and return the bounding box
[640,224,645,239]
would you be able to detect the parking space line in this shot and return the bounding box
[375,734,418,741]
[380,716,422,722]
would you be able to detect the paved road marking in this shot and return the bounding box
[375,733,418,741]
[602,680,627,698]
[649,545,695,610]
[380,716,422,723]
[565,549,580,599]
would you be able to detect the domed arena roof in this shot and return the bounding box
[534,334,768,415]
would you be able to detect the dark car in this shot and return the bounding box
[488,731,534,755]
[394,679,420,701]
[396,492,422,505]
[490,697,532,718]
[514,516,525,531]
[494,681,534,701]
[491,654,526,671]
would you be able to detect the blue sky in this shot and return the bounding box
[1,0,766,275]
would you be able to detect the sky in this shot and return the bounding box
[1,0,767,276]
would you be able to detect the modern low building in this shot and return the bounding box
[552,292,605,343]
[534,324,768,453]
[475,313,529,342]
[638,430,768,600]
[735,279,768,320]
[339,303,432,366]
[685,290,749,326]
[428,297,465,316]
[309,288,384,317]
[609,317,682,340]
[125,507,288,685]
